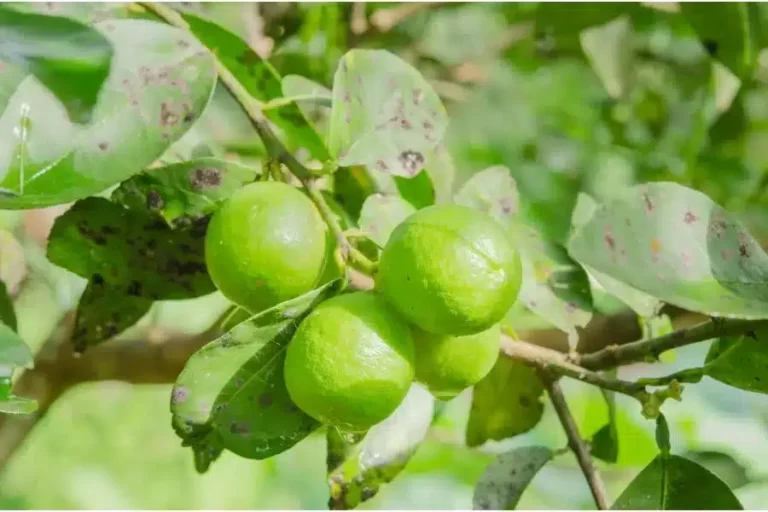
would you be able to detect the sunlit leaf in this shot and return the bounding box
[358,194,416,247]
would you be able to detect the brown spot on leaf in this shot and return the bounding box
[643,193,653,214]
[230,422,250,436]
[375,159,388,171]
[146,190,165,210]
[160,102,179,126]
[413,88,424,105]
[739,243,750,258]
[651,238,661,258]
[499,196,516,215]
[258,393,273,408]
[98,142,109,151]
[398,150,425,176]
[189,167,222,189]
[604,231,616,251]
[683,211,698,224]
[177,39,190,49]
[172,386,189,404]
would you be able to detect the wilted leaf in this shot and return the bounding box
[473,446,553,510]
[112,157,258,226]
[328,49,449,177]
[612,454,743,509]
[47,197,213,301]
[171,280,344,469]
[328,384,434,510]
[704,327,768,394]
[70,280,152,352]
[180,12,328,161]
[358,194,416,247]
[568,182,768,319]
[466,354,545,447]
[0,5,113,124]
[580,16,634,99]
[0,18,215,209]
[0,282,16,331]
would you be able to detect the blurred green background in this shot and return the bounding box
[3,1,768,509]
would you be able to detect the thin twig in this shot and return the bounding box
[542,376,610,510]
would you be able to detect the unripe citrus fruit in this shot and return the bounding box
[376,204,522,336]
[413,324,500,400]
[205,181,328,313]
[284,291,415,431]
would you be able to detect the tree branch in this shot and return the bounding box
[542,376,610,510]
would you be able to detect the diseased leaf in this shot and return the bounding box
[328,384,434,510]
[612,455,743,509]
[180,12,328,161]
[70,280,152,352]
[454,166,519,221]
[473,446,553,510]
[358,194,416,247]
[47,197,213,301]
[0,18,216,209]
[171,280,344,469]
[328,49,449,177]
[704,327,768,394]
[568,182,768,319]
[466,354,545,447]
[0,5,113,124]
[112,157,258,227]
[0,282,16,331]
[580,15,634,99]
[681,2,761,78]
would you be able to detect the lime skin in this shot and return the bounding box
[205,181,328,313]
[376,204,522,336]
[284,291,416,432]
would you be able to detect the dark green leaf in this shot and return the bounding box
[358,194,416,247]
[683,450,751,490]
[453,165,519,221]
[473,446,553,510]
[180,12,328,161]
[70,280,152,353]
[704,327,768,394]
[171,279,345,467]
[0,282,16,331]
[112,157,258,227]
[0,5,113,124]
[568,182,768,319]
[681,2,761,78]
[394,170,435,210]
[47,197,214,301]
[328,384,434,510]
[466,354,545,447]
[612,454,743,509]
[332,165,378,220]
[590,387,619,464]
[655,414,671,456]
[0,18,216,209]
[328,49,449,177]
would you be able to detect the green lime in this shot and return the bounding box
[284,291,415,432]
[413,324,501,400]
[205,181,328,313]
[376,204,522,336]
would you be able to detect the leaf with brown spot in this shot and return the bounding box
[473,446,553,510]
[466,354,545,447]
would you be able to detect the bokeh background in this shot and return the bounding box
[2,2,768,509]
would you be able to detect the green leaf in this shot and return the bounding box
[112,157,258,227]
[171,280,345,467]
[454,166,519,221]
[328,384,434,510]
[681,2,761,78]
[47,197,213,301]
[612,454,743,509]
[332,165,378,220]
[180,12,328,161]
[281,74,333,106]
[580,15,634,99]
[358,194,416,247]
[0,322,32,369]
[0,5,113,124]
[394,170,435,210]
[473,446,553,510]
[423,143,455,204]
[70,280,152,353]
[0,282,17,331]
[590,387,618,464]
[655,414,671,456]
[568,182,768,319]
[704,327,768,394]
[466,354,545,447]
[0,18,216,209]
[328,49,449,177]
[683,450,751,490]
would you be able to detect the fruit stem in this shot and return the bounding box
[141,2,380,277]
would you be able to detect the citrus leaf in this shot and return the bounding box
[681,2,761,78]
[612,454,743,509]
[112,157,258,227]
[180,12,328,161]
[332,165,378,219]
[394,171,435,210]
[358,194,416,247]
[0,282,16,331]
[590,387,619,464]
[568,182,768,319]
[0,18,216,209]
[0,5,113,124]
[70,280,152,353]
[328,49,449,177]
[0,322,32,370]
[473,446,553,510]
[683,450,751,490]
[466,354,545,447]
[580,15,634,99]
[423,143,455,204]
[704,327,768,394]
[47,197,213,301]
[171,279,345,466]
[454,166,519,221]
[328,384,434,510]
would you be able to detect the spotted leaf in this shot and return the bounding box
[473,446,553,510]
